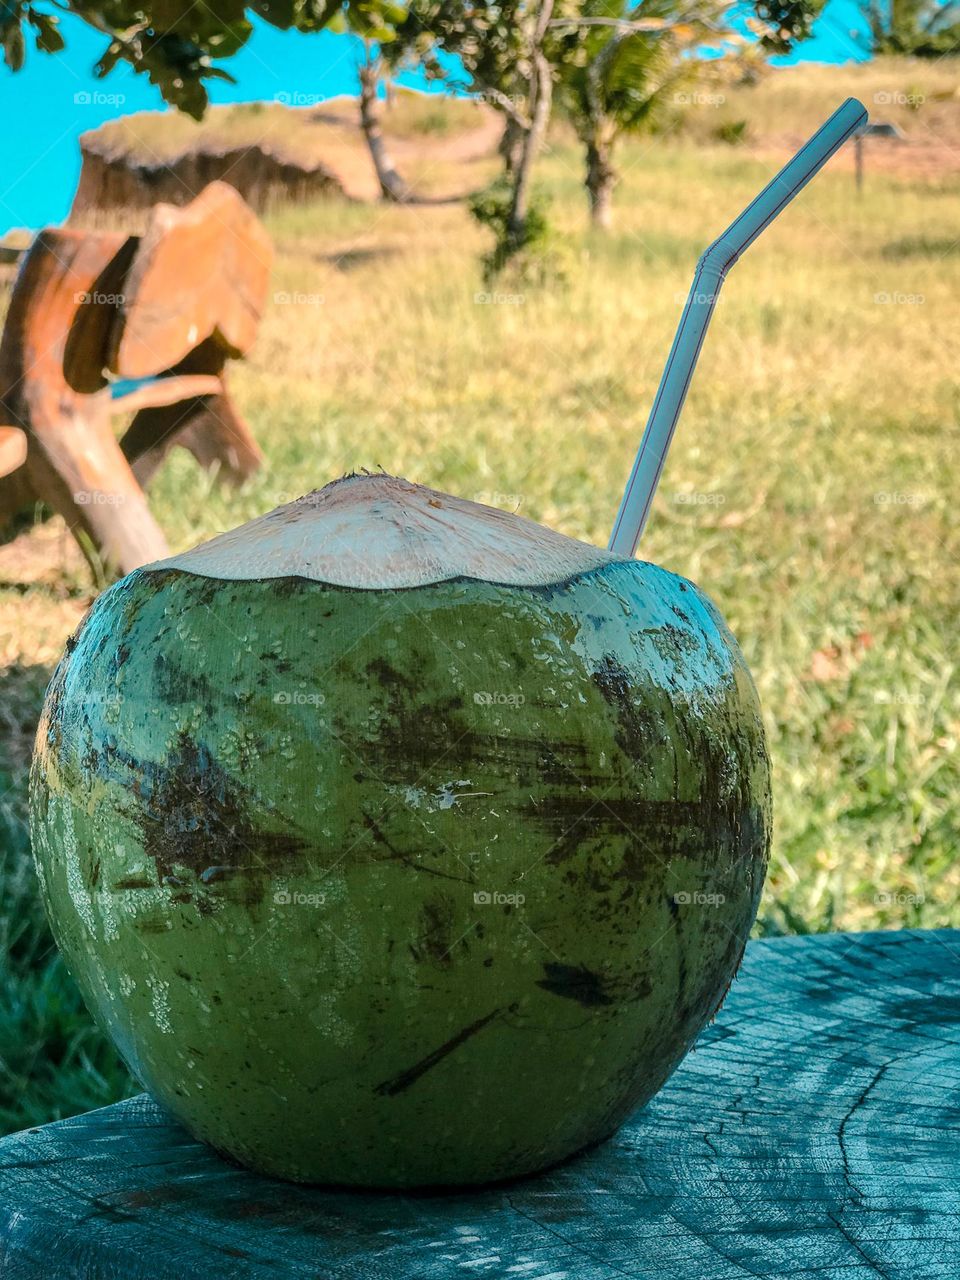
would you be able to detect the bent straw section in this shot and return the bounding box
[608,96,868,558]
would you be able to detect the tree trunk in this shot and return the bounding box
[585,139,617,231]
[506,0,555,243]
[499,115,525,176]
[358,60,410,204]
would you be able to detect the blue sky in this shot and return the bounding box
[0,2,870,236]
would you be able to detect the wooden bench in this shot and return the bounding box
[0,182,271,576]
[0,928,955,1278]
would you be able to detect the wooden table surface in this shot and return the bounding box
[1,928,957,1280]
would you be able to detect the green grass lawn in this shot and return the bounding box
[1,58,958,1135]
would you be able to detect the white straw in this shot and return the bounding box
[608,97,868,557]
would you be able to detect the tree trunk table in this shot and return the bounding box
[1,929,957,1279]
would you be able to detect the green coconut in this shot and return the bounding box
[30,474,770,1188]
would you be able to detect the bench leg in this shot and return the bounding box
[121,383,263,488]
[16,410,169,576]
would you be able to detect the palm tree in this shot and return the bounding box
[555,0,725,229]
[861,0,960,56]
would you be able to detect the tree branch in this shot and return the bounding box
[472,80,532,129]
[549,12,727,35]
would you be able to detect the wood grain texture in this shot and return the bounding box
[0,188,269,574]
[105,374,223,416]
[118,342,263,489]
[0,228,170,573]
[0,425,27,478]
[107,181,273,379]
[0,929,957,1280]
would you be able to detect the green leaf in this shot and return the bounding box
[203,63,237,82]
[94,39,124,78]
[27,11,65,54]
[3,19,24,72]
[251,0,297,29]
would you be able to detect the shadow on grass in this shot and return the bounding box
[0,662,135,1137]
[312,245,401,272]
[881,234,960,260]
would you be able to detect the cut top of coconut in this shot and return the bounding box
[152,474,629,590]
